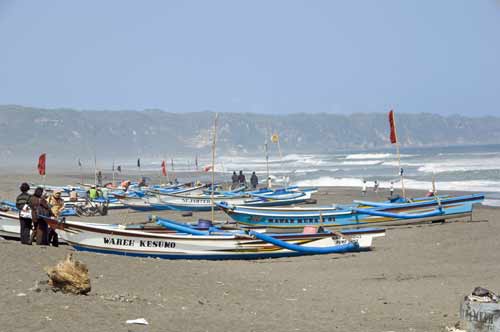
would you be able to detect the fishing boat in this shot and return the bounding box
[0,210,71,242]
[127,187,317,212]
[216,193,485,229]
[44,216,384,260]
[0,210,24,239]
[1,199,78,217]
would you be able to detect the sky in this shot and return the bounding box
[0,0,499,116]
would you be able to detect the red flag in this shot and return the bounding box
[388,110,397,144]
[37,153,46,176]
[203,165,213,172]
[161,160,167,176]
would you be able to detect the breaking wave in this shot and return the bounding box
[294,176,500,193]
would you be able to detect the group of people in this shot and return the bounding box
[231,170,259,189]
[15,183,61,246]
[361,180,395,196]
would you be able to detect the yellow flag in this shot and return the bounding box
[271,133,279,143]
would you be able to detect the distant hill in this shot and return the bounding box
[1,105,499,165]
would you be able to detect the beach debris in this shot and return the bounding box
[126,318,149,325]
[103,294,138,303]
[460,287,500,331]
[16,292,27,297]
[28,280,42,293]
[467,286,499,303]
[46,253,91,295]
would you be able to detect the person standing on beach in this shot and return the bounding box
[373,180,379,193]
[48,191,65,218]
[390,181,394,197]
[238,170,246,187]
[231,171,238,189]
[97,171,103,187]
[30,187,52,245]
[47,191,64,246]
[250,172,258,189]
[361,180,367,196]
[15,183,33,245]
[267,176,272,189]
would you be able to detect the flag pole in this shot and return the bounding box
[79,160,83,185]
[265,128,270,187]
[93,152,97,186]
[137,157,141,182]
[391,110,405,198]
[396,141,405,198]
[112,160,116,187]
[210,113,219,223]
[165,155,170,184]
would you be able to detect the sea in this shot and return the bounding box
[127,144,500,207]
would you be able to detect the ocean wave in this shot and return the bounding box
[382,161,422,167]
[344,153,413,160]
[294,176,500,193]
[417,158,500,173]
[293,168,322,174]
[482,199,500,207]
[341,160,384,166]
[344,153,393,160]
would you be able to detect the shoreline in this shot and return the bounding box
[0,173,498,331]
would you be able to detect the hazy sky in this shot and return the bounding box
[0,1,499,115]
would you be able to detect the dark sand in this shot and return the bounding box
[0,172,498,332]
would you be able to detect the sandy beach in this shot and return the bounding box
[0,171,498,332]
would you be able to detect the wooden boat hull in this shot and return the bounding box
[218,194,484,229]
[45,218,384,260]
[0,211,69,243]
[129,189,317,212]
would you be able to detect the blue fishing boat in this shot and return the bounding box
[130,187,318,212]
[1,199,78,217]
[217,193,485,229]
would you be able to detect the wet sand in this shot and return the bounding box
[0,172,498,332]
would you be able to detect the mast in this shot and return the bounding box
[112,160,116,187]
[93,152,97,186]
[265,128,270,187]
[210,113,219,223]
[389,110,405,198]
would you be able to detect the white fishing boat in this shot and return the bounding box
[45,216,385,260]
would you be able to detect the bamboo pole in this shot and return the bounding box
[112,160,116,187]
[79,163,83,185]
[265,128,270,188]
[93,152,97,186]
[210,113,219,223]
[392,112,406,198]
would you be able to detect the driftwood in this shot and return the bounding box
[46,253,91,295]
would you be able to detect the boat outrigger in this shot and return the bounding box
[216,193,485,229]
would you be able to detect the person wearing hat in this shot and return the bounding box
[48,191,65,218]
[47,191,63,246]
[15,183,33,245]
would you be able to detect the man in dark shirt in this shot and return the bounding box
[15,182,32,245]
[231,171,238,189]
[250,172,258,189]
[238,170,246,187]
